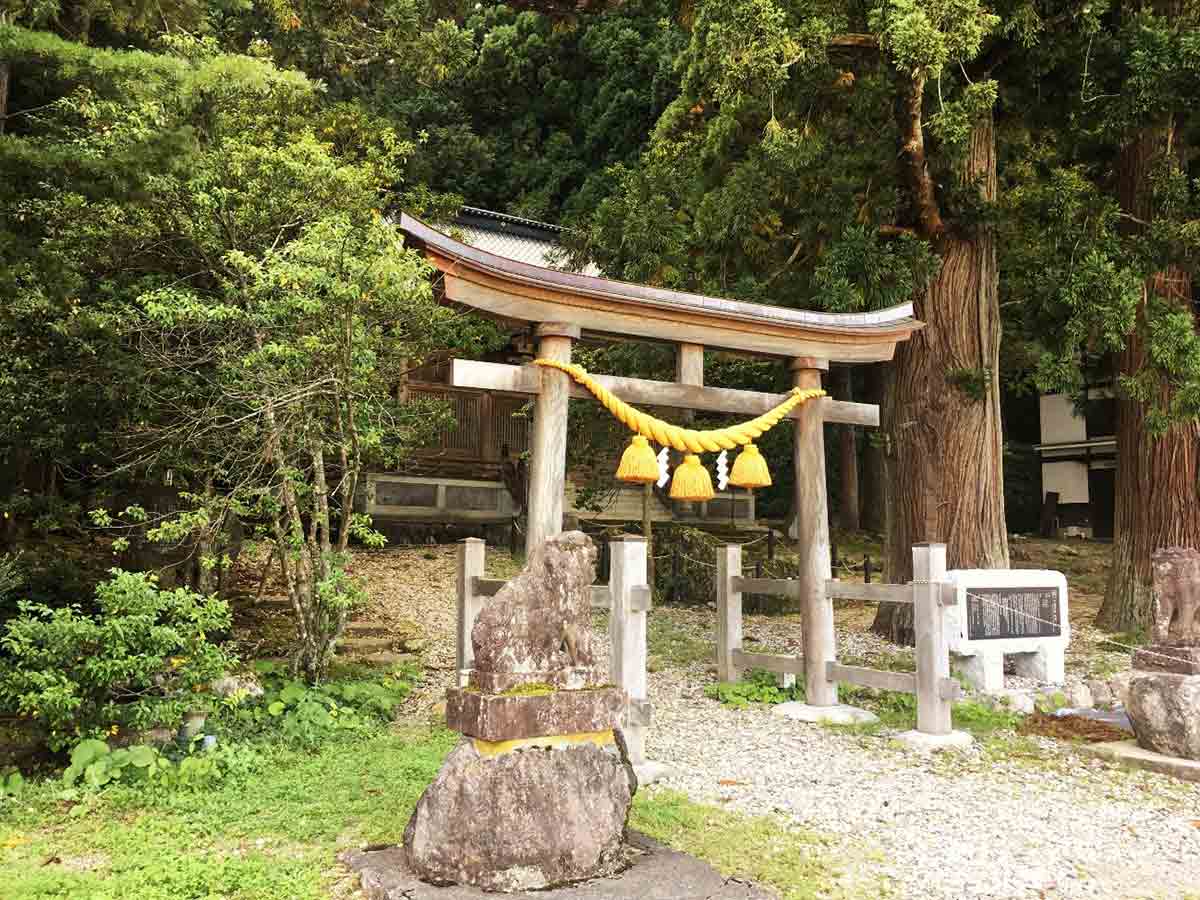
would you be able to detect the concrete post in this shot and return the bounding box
[913,542,951,735]
[716,544,743,682]
[608,535,649,764]
[456,538,486,688]
[526,322,580,556]
[792,358,836,706]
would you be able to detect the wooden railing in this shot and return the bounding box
[716,542,964,741]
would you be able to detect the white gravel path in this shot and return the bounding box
[644,666,1200,900]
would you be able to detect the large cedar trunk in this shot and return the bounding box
[859,364,887,533]
[833,367,860,532]
[872,108,1009,643]
[1097,123,1200,631]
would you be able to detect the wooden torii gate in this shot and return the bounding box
[400,213,923,705]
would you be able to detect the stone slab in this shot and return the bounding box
[341,832,778,900]
[771,702,879,725]
[894,729,974,751]
[1080,739,1200,784]
[446,686,624,742]
[1132,643,1200,675]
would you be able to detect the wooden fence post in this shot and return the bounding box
[716,544,743,682]
[913,542,951,735]
[456,537,486,688]
[609,535,650,764]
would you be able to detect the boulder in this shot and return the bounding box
[211,673,264,699]
[1126,672,1200,760]
[404,737,636,892]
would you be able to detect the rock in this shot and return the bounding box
[403,738,636,892]
[986,690,1035,715]
[1149,548,1200,645]
[470,531,599,693]
[210,673,264,699]
[1110,672,1133,707]
[1064,682,1094,709]
[1125,672,1200,760]
[1087,679,1114,708]
[343,832,777,900]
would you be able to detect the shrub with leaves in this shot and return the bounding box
[212,661,418,748]
[0,569,234,751]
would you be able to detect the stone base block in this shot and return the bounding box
[446,686,623,742]
[1080,739,1200,784]
[404,737,636,892]
[953,651,1004,693]
[1126,672,1200,760]
[771,702,879,725]
[344,832,776,899]
[894,729,974,751]
[1132,643,1200,675]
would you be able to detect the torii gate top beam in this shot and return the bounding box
[400,214,922,364]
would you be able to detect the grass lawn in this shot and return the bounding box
[2,721,862,900]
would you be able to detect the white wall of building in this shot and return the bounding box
[1039,394,1087,444]
[1042,461,1090,504]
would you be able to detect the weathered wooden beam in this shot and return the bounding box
[827,662,917,694]
[731,649,806,676]
[731,576,799,598]
[449,360,880,426]
[825,580,914,604]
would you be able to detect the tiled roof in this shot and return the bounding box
[445,207,600,276]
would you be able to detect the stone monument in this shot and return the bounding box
[403,532,637,892]
[1126,547,1200,760]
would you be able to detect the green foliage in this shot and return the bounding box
[0,569,233,750]
[58,738,230,792]
[705,669,803,707]
[213,661,417,748]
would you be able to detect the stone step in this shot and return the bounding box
[345,621,391,638]
[339,636,394,654]
[348,650,419,668]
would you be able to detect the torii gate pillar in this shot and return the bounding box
[792,357,837,706]
[525,322,581,556]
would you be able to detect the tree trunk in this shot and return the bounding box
[872,105,1008,643]
[833,367,860,532]
[859,364,887,533]
[1097,121,1200,632]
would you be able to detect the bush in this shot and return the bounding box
[213,661,418,748]
[0,569,235,751]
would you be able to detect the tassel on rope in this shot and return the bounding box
[533,359,824,452]
[729,442,771,489]
[669,454,714,501]
[616,435,659,484]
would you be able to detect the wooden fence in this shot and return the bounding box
[455,536,653,764]
[716,541,964,739]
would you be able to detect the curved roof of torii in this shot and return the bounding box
[400,213,923,363]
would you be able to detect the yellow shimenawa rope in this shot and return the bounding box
[533,359,825,453]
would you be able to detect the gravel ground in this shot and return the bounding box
[367,547,1200,900]
[644,665,1200,900]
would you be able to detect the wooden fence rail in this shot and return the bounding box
[716,542,965,741]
